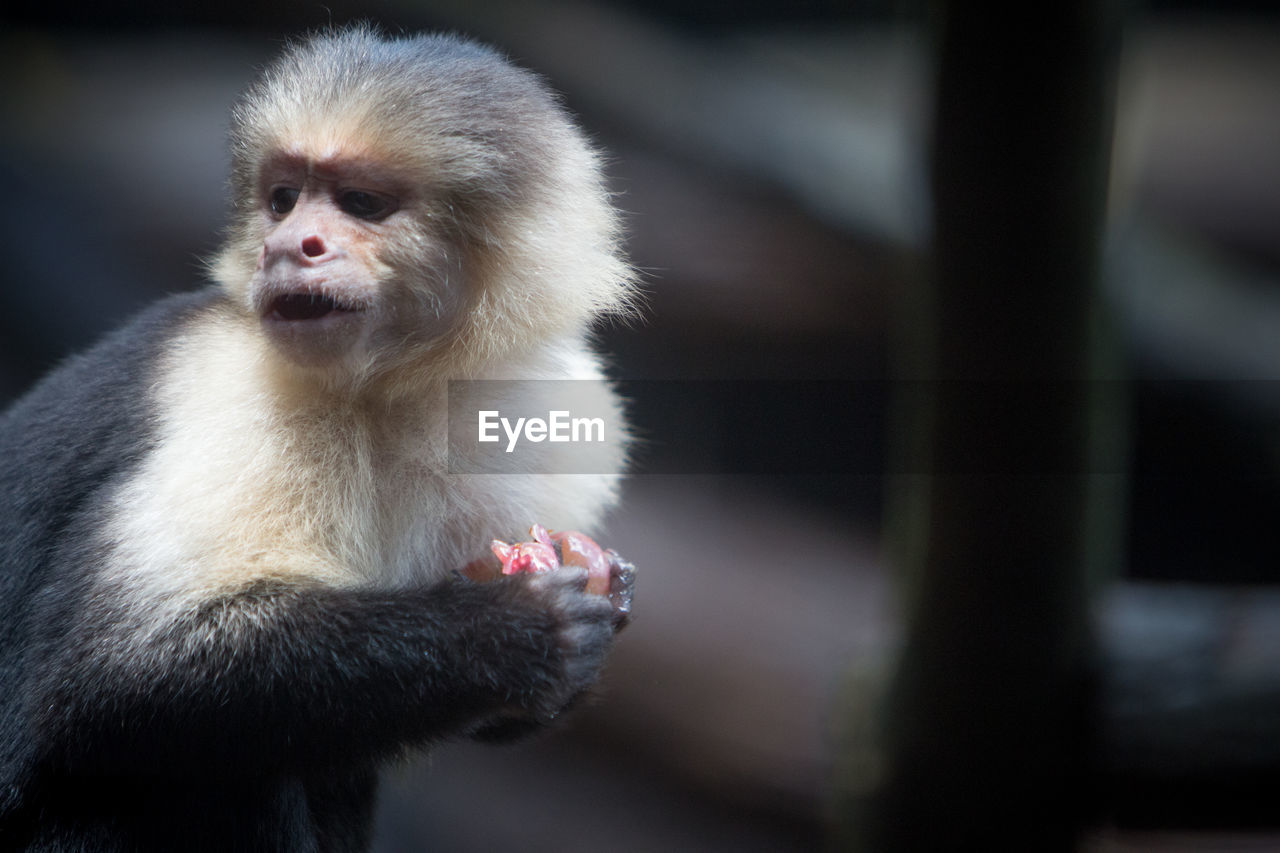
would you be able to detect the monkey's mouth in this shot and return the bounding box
[267,292,364,322]
[256,282,375,366]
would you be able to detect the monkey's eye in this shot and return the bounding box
[338,190,396,221]
[269,187,300,216]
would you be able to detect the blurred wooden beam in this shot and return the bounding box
[853,3,1122,848]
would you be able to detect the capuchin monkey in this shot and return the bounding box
[0,26,637,852]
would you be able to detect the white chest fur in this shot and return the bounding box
[100,316,624,603]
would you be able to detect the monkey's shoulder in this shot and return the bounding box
[0,290,227,650]
[0,288,223,457]
[0,288,224,536]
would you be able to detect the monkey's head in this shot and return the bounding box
[211,26,635,387]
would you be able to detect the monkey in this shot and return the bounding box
[0,26,637,852]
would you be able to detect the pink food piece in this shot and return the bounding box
[550,529,611,596]
[490,524,559,575]
[488,524,613,598]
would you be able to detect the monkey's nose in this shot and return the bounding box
[301,236,327,258]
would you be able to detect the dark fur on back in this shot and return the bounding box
[0,291,208,846]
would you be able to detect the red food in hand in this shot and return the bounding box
[490,524,559,575]
[550,529,611,596]
[489,524,612,597]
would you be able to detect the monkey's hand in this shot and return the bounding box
[40,552,639,770]
[603,547,636,629]
[477,526,634,626]
[470,549,635,742]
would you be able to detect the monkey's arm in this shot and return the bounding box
[29,567,626,780]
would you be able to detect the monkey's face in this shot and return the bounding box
[246,151,464,373]
[214,30,637,385]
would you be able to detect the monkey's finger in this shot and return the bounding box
[605,550,636,629]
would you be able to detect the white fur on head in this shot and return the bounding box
[210,25,638,385]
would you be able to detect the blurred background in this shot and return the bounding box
[2,1,1279,849]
